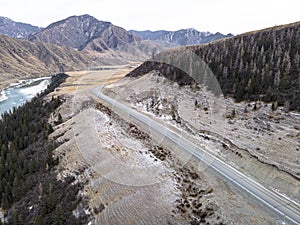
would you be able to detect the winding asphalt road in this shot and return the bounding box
[93,88,300,225]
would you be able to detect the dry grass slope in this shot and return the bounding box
[0,34,97,87]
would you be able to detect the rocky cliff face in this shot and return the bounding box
[0,16,41,38]
[28,14,141,52]
[131,28,233,46]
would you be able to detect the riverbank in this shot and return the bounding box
[0,79,16,91]
[0,76,47,91]
[0,77,52,117]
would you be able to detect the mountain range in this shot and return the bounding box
[131,29,233,46]
[0,14,233,81]
[28,15,142,52]
[0,16,41,39]
[0,15,231,50]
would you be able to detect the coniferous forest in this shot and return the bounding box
[190,22,300,111]
[128,22,300,111]
[0,74,89,224]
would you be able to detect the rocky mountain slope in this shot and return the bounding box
[0,34,96,86]
[131,29,233,46]
[128,21,300,111]
[0,14,166,86]
[0,16,41,38]
[28,14,141,52]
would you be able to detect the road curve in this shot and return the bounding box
[93,88,300,225]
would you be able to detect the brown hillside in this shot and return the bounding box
[0,34,96,87]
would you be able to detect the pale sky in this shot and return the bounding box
[0,0,300,35]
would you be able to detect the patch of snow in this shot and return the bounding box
[0,91,8,102]
[72,209,80,218]
[19,79,51,97]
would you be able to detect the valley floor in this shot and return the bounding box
[45,66,298,224]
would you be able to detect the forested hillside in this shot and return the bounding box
[0,74,89,224]
[189,22,300,111]
[128,22,300,111]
